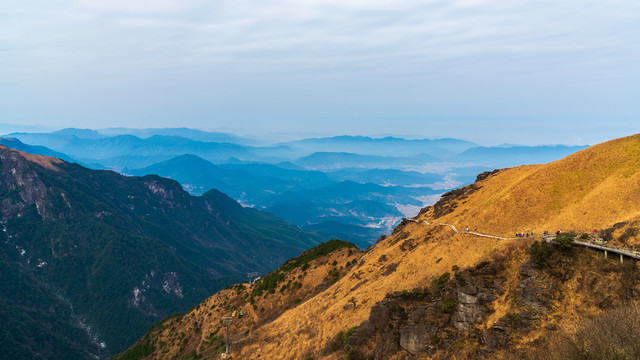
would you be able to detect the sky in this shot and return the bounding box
[1,0,639,145]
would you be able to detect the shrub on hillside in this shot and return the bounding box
[442,298,456,313]
[251,239,356,297]
[326,326,359,352]
[554,232,576,250]
[431,272,450,291]
[529,241,551,268]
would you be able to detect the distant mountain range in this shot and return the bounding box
[130,154,333,199]
[292,152,440,170]
[130,155,438,246]
[96,127,252,145]
[0,146,326,359]
[5,133,255,167]
[0,137,76,163]
[1,129,589,245]
[282,135,476,158]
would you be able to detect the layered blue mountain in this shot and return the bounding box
[261,181,439,236]
[1,129,591,247]
[0,146,326,359]
[96,127,252,145]
[129,155,439,247]
[5,132,260,169]
[129,155,334,200]
[52,128,106,139]
[0,137,76,163]
[326,168,443,187]
[292,152,441,170]
[282,135,477,157]
[451,145,590,167]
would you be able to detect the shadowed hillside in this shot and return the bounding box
[0,146,326,359]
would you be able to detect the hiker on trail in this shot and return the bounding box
[466,227,469,232]
[526,233,529,238]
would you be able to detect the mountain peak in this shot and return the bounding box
[0,144,63,170]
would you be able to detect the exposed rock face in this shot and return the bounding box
[452,285,484,331]
[348,304,390,347]
[346,261,508,359]
[475,169,502,182]
[0,147,51,219]
[416,169,503,220]
[341,251,610,359]
[517,261,553,314]
[399,306,438,354]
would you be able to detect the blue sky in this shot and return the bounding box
[1,0,639,145]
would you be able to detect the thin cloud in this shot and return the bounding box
[0,0,638,142]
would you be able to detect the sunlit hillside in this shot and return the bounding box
[420,134,640,246]
[121,134,640,360]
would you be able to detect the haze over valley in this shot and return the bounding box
[1,128,587,247]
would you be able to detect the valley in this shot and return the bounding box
[1,129,586,247]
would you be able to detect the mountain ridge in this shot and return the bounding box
[120,133,640,359]
[0,145,327,359]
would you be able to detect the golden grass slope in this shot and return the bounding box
[239,134,640,359]
[239,227,505,359]
[0,145,63,170]
[419,134,640,237]
[125,134,640,359]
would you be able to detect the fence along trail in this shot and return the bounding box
[407,218,640,262]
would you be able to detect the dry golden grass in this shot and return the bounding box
[135,134,640,360]
[235,224,516,359]
[420,134,640,236]
[3,146,63,170]
[140,247,363,359]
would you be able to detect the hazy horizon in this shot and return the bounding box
[2,1,639,147]
[1,121,637,148]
